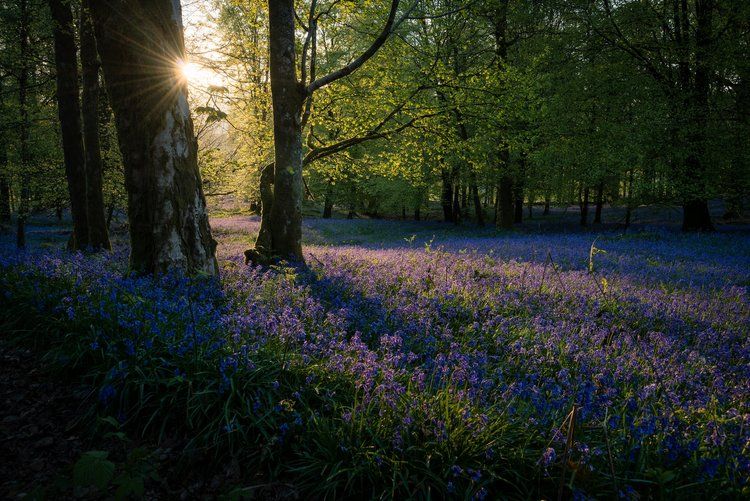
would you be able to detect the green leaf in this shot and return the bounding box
[73,451,115,490]
[114,474,145,500]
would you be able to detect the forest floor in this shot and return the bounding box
[0,340,88,498]
[1,210,749,499]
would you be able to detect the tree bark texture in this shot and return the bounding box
[49,0,90,249]
[89,0,218,275]
[80,1,110,250]
[264,0,304,260]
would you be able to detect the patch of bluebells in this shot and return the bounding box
[1,225,749,497]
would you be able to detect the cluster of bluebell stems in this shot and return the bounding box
[1,226,748,497]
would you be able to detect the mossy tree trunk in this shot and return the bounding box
[89,0,218,275]
[266,0,304,260]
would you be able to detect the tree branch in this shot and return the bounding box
[306,0,400,94]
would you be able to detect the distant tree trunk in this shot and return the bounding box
[514,196,523,224]
[414,205,420,221]
[498,174,514,229]
[624,169,634,228]
[452,182,461,225]
[347,184,356,219]
[493,187,499,224]
[543,193,550,215]
[0,176,9,223]
[441,167,453,222]
[527,197,533,219]
[322,180,333,218]
[461,184,467,210]
[323,196,333,219]
[594,181,604,224]
[470,179,483,226]
[80,1,110,250]
[16,0,30,249]
[682,199,712,230]
[453,110,482,225]
[580,186,589,227]
[0,128,9,223]
[49,0,90,250]
[513,155,525,224]
[90,0,218,275]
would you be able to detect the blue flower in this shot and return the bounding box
[99,384,116,405]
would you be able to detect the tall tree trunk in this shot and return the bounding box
[441,167,453,222]
[594,181,604,224]
[16,0,30,249]
[543,192,550,215]
[580,186,590,227]
[262,0,304,260]
[80,1,110,250]
[49,0,90,250]
[680,0,714,231]
[89,0,218,275]
[492,0,514,230]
